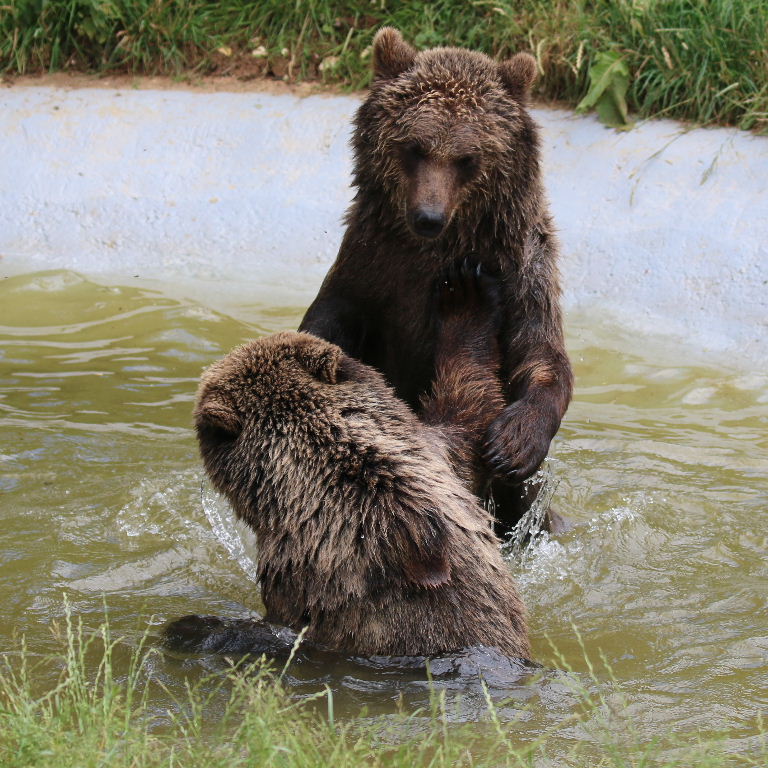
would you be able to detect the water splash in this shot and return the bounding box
[501,464,560,559]
[200,481,260,583]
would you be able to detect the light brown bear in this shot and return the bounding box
[167,265,530,660]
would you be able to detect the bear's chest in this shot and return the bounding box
[349,240,518,409]
[364,292,437,409]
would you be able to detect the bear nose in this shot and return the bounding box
[411,208,446,239]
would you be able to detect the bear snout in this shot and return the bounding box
[409,206,447,239]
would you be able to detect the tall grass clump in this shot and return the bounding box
[0,609,765,767]
[1,0,766,131]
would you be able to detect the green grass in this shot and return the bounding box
[0,610,765,767]
[1,1,767,131]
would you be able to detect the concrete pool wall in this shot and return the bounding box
[1,84,766,364]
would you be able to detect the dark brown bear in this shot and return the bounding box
[177,266,530,659]
[299,28,573,533]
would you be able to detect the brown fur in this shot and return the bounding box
[420,261,507,495]
[299,29,573,533]
[190,267,529,659]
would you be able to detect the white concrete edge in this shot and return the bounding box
[1,85,766,367]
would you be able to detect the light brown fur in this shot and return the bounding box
[190,268,530,659]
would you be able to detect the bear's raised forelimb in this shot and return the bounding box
[486,225,573,484]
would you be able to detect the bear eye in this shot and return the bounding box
[400,141,428,167]
[456,154,479,177]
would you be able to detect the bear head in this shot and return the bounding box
[194,331,410,526]
[356,27,540,242]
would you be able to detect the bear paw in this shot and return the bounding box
[437,257,502,326]
[484,399,557,483]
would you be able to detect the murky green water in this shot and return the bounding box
[1,270,766,754]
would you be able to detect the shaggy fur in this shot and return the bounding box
[179,266,529,659]
[299,28,573,533]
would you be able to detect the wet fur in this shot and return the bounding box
[299,28,573,533]
[172,266,530,659]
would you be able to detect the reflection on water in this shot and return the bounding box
[1,270,766,755]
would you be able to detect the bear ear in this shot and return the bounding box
[296,344,344,385]
[195,394,242,437]
[498,52,538,99]
[372,27,417,80]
